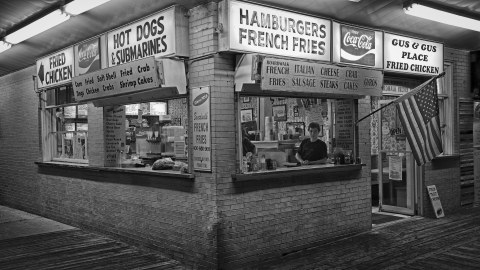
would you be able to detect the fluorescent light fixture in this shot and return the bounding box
[4,10,70,44]
[404,3,480,32]
[0,41,12,53]
[64,0,112,15]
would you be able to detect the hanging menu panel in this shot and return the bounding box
[73,57,159,102]
[260,57,383,97]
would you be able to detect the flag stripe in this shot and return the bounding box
[429,119,442,155]
[398,102,424,165]
[405,99,428,163]
[408,98,432,160]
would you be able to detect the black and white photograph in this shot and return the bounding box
[0,0,478,269]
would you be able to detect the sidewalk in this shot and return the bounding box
[0,205,185,270]
[1,205,479,269]
[258,206,480,270]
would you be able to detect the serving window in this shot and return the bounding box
[237,95,358,173]
[42,84,89,163]
[118,98,189,172]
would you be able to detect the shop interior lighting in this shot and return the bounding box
[0,41,12,53]
[64,0,113,15]
[404,3,480,32]
[4,9,70,44]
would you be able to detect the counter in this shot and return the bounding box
[232,163,363,181]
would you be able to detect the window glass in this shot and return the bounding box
[238,96,356,173]
[121,99,188,172]
[42,85,88,163]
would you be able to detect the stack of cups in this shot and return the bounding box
[264,116,274,141]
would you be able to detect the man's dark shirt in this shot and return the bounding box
[297,139,327,161]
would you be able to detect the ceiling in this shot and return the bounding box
[1,0,480,77]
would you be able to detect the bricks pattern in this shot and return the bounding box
[420,48,469,216]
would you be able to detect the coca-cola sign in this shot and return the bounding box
[77,38,100,75]
[340,25,375,66]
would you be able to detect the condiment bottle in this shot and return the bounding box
[260,155,266,171]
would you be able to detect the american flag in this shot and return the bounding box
[395,76,443,166]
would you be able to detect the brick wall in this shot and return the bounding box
[0,66,42,212]
[420,48,469,216]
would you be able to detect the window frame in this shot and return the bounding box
[41,84,89,164]
[436,62,454,155]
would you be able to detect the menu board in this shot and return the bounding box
[261,57,383,97]
[104,106,126,167]
[335,100,354,150]
[192,86,211,171]
[72,57,159,102]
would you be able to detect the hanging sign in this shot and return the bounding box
[192,86,212,171]
[332,23,383,68]
[106,6,188,67]
[427,185,445,218]
[72,57,159,102]
[36,47,74,88]
[260,57,383,97]
[384,33,443,75]
[219,0,331,61]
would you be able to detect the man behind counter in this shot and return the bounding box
[295,122,328,165]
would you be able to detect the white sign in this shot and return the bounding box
[107,6,188,67]
[384,33,443,75]
[36,47,74,88]
[192,86,212,171]
[427,185,445,218]
[388,156,403,181]
[72,57,159,102]
[220,0,331,61]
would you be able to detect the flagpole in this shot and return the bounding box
[354,71,446,126]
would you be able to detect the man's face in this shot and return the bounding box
[308,127,319,140]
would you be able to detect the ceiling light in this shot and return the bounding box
[0,41,12,54]
[4,10,70,44]
[64,0,112,15]
[404,3,480,32]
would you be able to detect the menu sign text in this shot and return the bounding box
[261,57,383,97]
[220,0,331,61]
[104,106,126,167]
[107,6,188,67]
[384,33,443,75]
[36,47,74,88]
[340,25,376,66]
[73,57,159,102]
[192,86,212,171]
[335,100,354,150]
